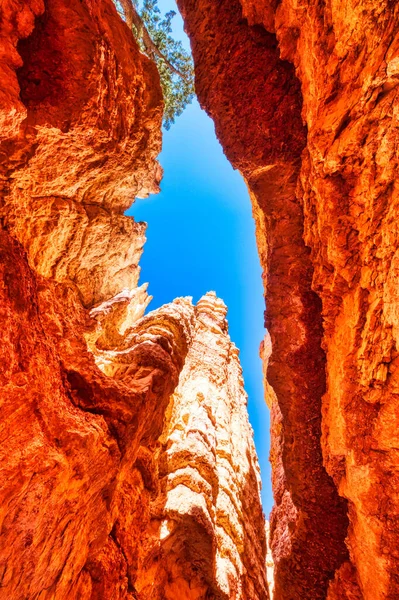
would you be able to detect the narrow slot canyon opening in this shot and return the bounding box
[128,88,272,515]
[127,9,274,597]
[2,0,397,598]
[128,0,273,514]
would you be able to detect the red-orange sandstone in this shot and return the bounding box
[0,0,267,598]
[178,0,399,598]
[2,0,399,598]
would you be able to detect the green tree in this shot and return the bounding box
[115,0,195,129]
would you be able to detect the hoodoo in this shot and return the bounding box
[1,0,399,599]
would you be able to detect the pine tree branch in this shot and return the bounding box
[119,0,186,80]
[119,0,134,28]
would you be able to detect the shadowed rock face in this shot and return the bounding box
[0,0,267,598]
[177,0,399,598]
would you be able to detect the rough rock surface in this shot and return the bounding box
[178,0,399,599]
[265,520,275,598]
[0,0,163,307]
[0,0,267,598]
[0,227,194,599]
[133,292,268,600]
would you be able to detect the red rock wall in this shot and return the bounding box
[0,0,268,597]
[1,0,162,308]
[0,227,192,599]
[0,6,168,594]
[177,0,399,598]
[177,0,349,597]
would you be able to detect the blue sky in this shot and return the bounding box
[127,1,272,514]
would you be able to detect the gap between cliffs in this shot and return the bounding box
[176,0,350,598]
[3,0,399,598]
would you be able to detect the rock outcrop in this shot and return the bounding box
[1,0,162,308]
[0,229,194,599]
[0,0,267,598]
[133,292,268,600]
[177,0,399,599]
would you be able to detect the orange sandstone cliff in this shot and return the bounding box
[176,0,399,599]
[2,0,399,598]
[131,292,268,600]
[0,0,267,598]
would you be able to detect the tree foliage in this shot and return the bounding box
[115,0,195,129]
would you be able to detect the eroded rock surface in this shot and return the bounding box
[0,0,267,598]
[177,0,399,598]
[134,292,268,600]
[1,0,162,307]
[0,226,194,599]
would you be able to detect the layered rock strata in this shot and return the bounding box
[1,0,162,307]
[133,292,268,600]
[0,230,194,599]
[0,0,268,598]
[177,0,399,598]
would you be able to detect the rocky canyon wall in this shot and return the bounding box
[177,0,399,599]
[0,0,267,598]
[130,292,268,600]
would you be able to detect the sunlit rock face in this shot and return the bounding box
[178,0,399,599]
[0,0,267,598]
[133,292,268,600]
[0,229,194,599]
[0,0,162,308]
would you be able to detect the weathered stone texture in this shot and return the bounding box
[0,0,163,307]
[178,0,399,598]
[0,6,168,592]
[0,0,267,598]
[0,227,194,599]
[177,0,349,597]
[134,292,268,600]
